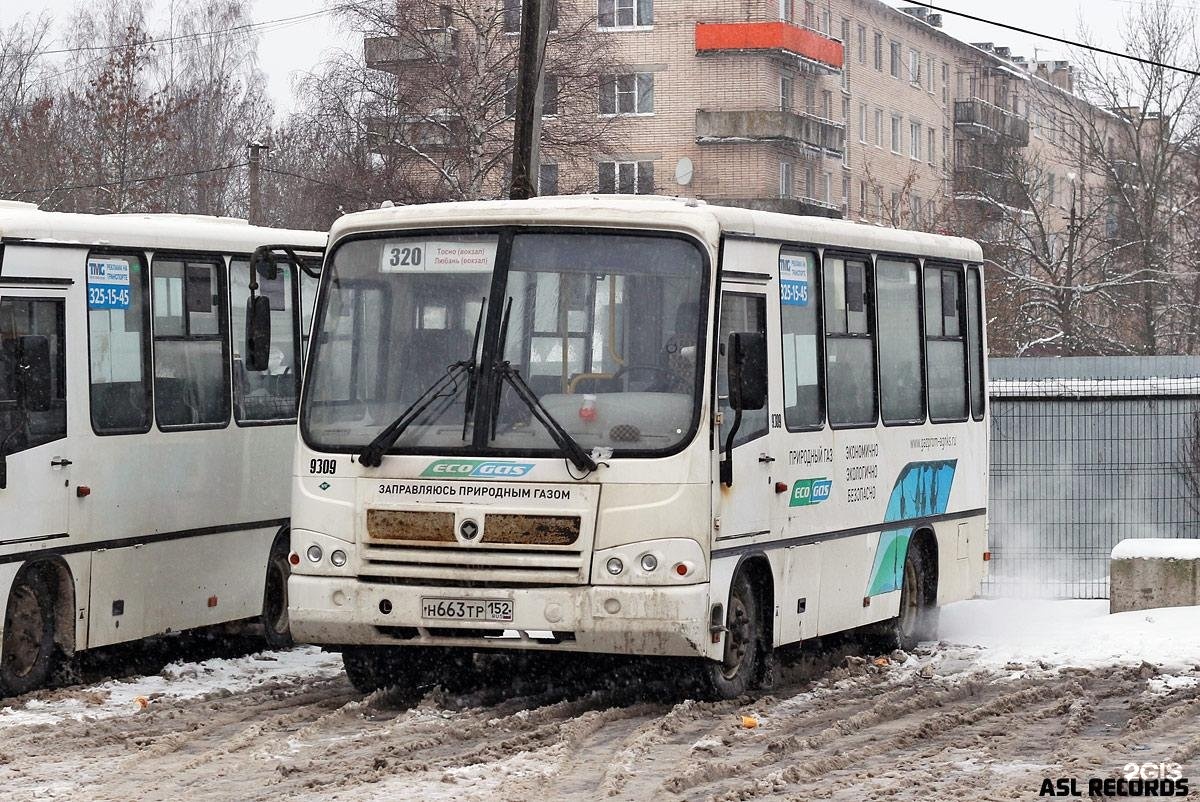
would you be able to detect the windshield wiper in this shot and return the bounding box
[358,299,487,468]
[489,298,597,474]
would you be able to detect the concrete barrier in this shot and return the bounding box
[1110,539,1200,613]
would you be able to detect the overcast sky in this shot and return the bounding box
[0,0,1159,116]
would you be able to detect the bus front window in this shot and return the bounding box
[301,230,707,458]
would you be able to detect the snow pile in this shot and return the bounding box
[0,646,343,730]
[1110,538,1200,561]
[939,598,1200,671]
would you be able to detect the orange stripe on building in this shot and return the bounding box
[695,22,844,69]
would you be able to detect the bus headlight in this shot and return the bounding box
[606,557,624,576]
[330,550,347,567]
[593,539,706,585]
[639,553,658,572]
[306,545,323,563]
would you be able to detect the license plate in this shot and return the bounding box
[420,597,514,622]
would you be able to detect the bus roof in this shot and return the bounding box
[0,200,326,254]
[328,195,984,264]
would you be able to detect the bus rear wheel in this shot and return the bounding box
[1,569,56,697]
[873,544,939,653]
[261,537,293,650]
[699,573,764,700]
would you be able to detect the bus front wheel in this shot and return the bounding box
[699,572,765,700]
[1,568,57,697]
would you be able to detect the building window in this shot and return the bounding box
[842,174,851,215]
[874,108,883,147]
[805,165,816,199]
[891,114,902,153]
[877,258,924,425]
[857,24,866,63]
[598,0,652,28]
[779,249,822,430]
[539,163,559,196]
[780,0,793,21]
[925,55,934,91]
[599,73,653,114]
[925,265,968,422]
[858,103,867,143]
[598,160,654,194]
[781,75,794,111]
[942,129,950,171]
[151,256,230,429]
[859,179,867,215]
[542,75,559,116]
[822,89,832,118]
[910,121,921,160]
[780,161,794,198]
[824,255,876,427]
[822,171,832,204]
[503,0,558,32]
[908,49,920,84]
[874,32,883,70]
[889,41,901,78]
[928,127,935,166]
[942,61,949,104]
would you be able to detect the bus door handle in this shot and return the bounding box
[50,458,73,468]
[758,454,775,464]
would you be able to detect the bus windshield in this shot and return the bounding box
[301,229,708,458]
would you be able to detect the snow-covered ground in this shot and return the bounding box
[0,600,1197,802]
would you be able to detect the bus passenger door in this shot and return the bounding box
[714,289,772,543]
[0,288,71,545]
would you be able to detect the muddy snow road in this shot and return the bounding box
[1,600,1199,802]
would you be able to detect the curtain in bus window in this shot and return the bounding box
[152,258,230,428]
[876,258,923,424]
[88,253,151,433]
[230,259,298,422]
[925,266,968,421]
[0,297,66,455]
[779,249,822,429]
[824,256,876,427]
[966,267,986,418]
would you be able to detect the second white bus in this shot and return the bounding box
[285,196,988,698]
[0,202,324,696]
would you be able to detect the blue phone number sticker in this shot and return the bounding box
[780,279,808,306]
[87,286,131,309]
[87,258,132,310]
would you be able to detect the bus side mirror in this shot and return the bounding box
[728,331,767,412]
[720,331,767,487]
[245,295,272,372]
[15,335,53,413]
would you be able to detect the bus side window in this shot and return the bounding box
[87,251,151,434]
[0,297,67,454]
[300,265,319,355]
[876,257,924,425]
[924,264,969,422]
[823,255,877,427]
[718,292,768,448]
[966,266,986,420]
[152,257,231,429]
[230,258,299,423]
[779,248,823,429]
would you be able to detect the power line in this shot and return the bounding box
[11,162,248,197]
[261,166,371,199]
[11,8,336,59]
[900,0,1200,78]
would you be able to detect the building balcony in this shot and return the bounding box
[364,29,459,73]
[363,115,463,154]
[952,162,1031,212]
[708,196,841,218]
[695,109,845,156]
[695,21,843,73]
[953,98,1030,146]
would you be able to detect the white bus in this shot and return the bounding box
[0,201,324,696]
[285,196,988,698]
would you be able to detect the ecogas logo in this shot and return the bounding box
[420,460,535,479]
[790,478,832,507]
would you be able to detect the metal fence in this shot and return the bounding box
[985,356,1200,599]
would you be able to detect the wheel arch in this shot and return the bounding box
[729,551,776,651]
[909,527,939,607]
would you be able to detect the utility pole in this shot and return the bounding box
[247,140,268,225]
[509,0,550,200]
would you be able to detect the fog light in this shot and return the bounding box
[306,545,323,563]
[606,557,624,576]
[639,553,658,572]
[330,550,347,567]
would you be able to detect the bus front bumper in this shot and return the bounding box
[288,574,713,659]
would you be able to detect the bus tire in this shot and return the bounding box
[1,568,57,697]
[875,543,939,652]
[261,535,293,650]
[342,646,432,694]
[699,572,764,700]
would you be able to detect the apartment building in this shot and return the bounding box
[360,0,1103,238]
